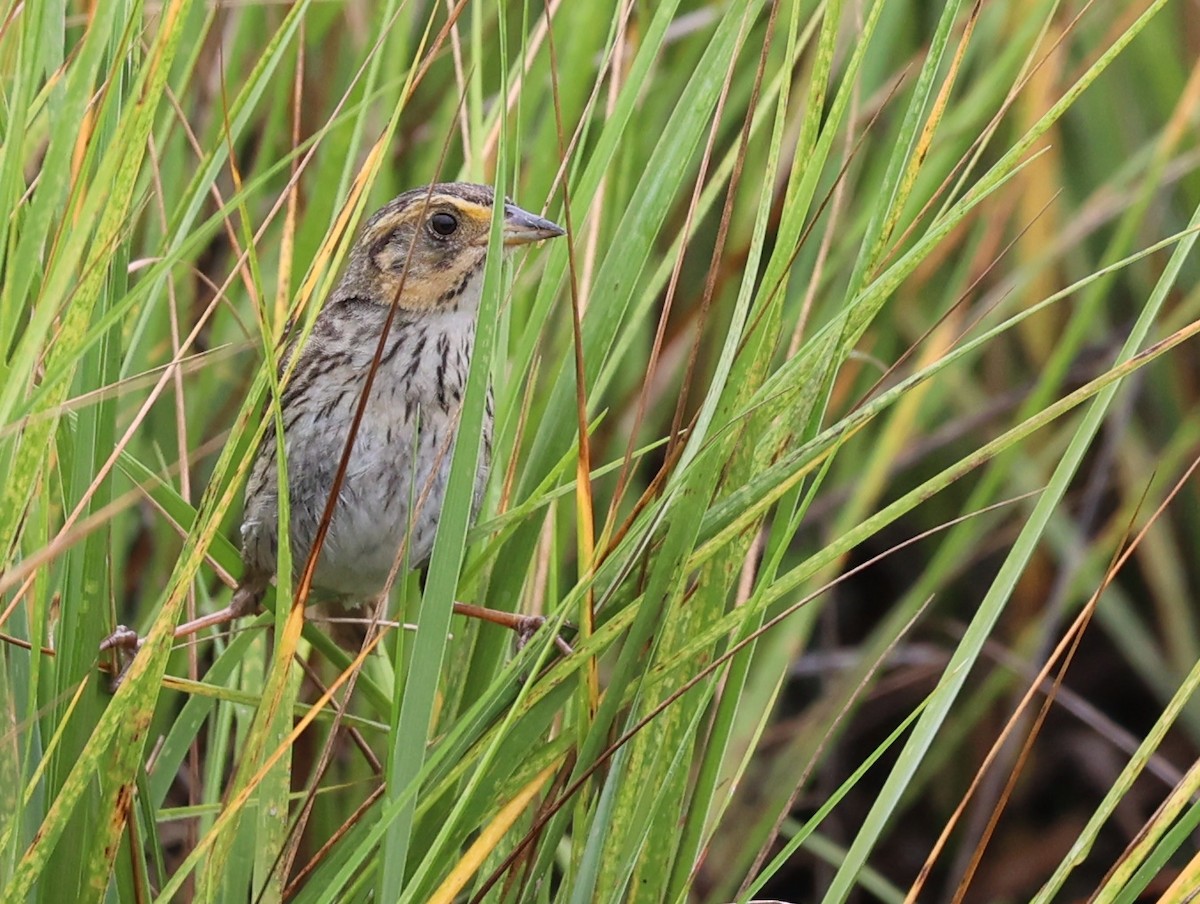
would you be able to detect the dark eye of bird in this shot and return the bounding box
[429,212,458,236]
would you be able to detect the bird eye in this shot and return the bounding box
[429,212,458,236]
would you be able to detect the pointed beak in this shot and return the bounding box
[502,203,566,246]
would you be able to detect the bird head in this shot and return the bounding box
[334,182,564,312]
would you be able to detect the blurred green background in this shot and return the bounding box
[3,0,1200,901]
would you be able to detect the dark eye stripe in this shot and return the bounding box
[430,212,458,236]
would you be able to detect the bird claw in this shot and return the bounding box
[100,624,143,653]
[99,625,143,692]
[513,614,575,657]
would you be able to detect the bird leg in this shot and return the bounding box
[99,587,571,688]
[452,602,574,657]
[99,582,268,691]
[100,580,267,659]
